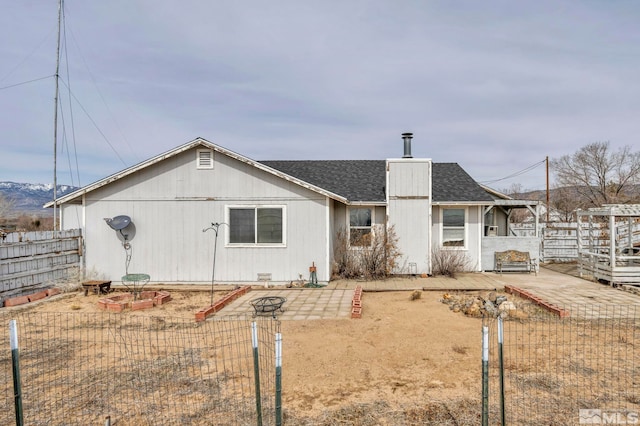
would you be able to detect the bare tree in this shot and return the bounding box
[500,183,534,223]
[549,186,580,222]
[551,142,640,208]
[0,193,14,220]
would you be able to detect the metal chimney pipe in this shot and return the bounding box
[402,132,413,158]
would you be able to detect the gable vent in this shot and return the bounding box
[197,149,214,169]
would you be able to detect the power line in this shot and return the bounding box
[58,77,128,167]
[0,25,57,84]
[0,75,54,91]
[479,159,546,185]
[65,20,141,164]
[61,4,82,187]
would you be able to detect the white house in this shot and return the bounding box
[49,135,539,284]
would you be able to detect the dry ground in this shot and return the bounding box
[5,279,639,425]
[10,286,485,423]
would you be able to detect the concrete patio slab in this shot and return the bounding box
[208,265,640,320]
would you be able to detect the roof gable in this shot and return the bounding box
[47,138,347,206]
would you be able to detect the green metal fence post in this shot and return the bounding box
[10,319,24,426]
[498,316,505,426]
[482,325,489,426]
[251,322,263,426]
[275,332,282,426]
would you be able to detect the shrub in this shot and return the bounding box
[332,225,402,280]
[431,247,471,278]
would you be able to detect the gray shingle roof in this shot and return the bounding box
[260,160,386,202]
[432,163,495,202]
[260,160,493,203]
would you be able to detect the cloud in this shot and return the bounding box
[1,0,640,191]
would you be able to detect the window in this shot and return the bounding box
[197,149,214,169]
[349,207,373,246]
[442,208,465,247]
[228,207,284,245]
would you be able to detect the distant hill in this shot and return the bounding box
[0,181,78,216]
[508,184,640,203]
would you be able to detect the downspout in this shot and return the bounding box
[477,206,483,272]
[325,197,331,283]
[427,162,433,275]
[82,193,87,279]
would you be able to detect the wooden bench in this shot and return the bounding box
[495,250,537,275]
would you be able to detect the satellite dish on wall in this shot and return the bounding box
[106,215,131,231]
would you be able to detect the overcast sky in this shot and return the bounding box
[1,1,639,191]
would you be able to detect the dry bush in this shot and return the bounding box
[452,344,468,355]
[331,225,402,280]
[431,247,471,278]
[15,214,54,231]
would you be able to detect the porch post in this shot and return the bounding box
[609,213,615,267]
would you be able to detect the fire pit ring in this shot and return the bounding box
[249,296,287,318]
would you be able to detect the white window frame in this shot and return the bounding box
[197,149,214,169]
[225,205,287,247]
[348,206,375,248]
[441,207,467,249]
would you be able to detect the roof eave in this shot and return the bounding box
[432,200,494,206]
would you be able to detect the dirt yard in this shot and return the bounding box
[10,286,486,423]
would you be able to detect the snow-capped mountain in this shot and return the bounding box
[0,181,78,215]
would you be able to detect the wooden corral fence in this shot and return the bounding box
[509,222,578,262]
[510,221,640,264]
[577,205,640,286]
[541,223,579,262]
[0,229,82,305]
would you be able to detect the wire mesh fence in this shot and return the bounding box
[484,305,640,425]
[1,312,280,425]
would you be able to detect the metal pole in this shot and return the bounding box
[10,320,24,426]
[275,332,282,426]
[210,226,219,306]
[53,0,63,232]
[251,322,263,426]
[203,223,226,306]
[482,325,489,426]
[498,316,505,426]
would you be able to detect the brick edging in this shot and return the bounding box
[351,285,363,319]
[504,285,570,318]
[3,288,61,308]
[195,286,252,322]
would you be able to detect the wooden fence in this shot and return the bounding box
[511,221,640,263]
[0,229,82,305]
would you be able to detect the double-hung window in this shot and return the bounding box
[349,207,373,247]
[442,208,466,248]
[228,206,285,245]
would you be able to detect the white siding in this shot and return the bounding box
[432,205,483,272]
[80,148,330,284]
[60,204,83,229]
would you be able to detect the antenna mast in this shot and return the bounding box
[53,0,62,231]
